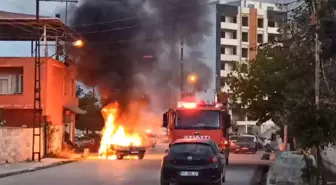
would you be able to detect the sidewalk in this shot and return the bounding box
[0,157,82,178]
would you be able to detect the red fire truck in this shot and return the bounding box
[162,99,231,164]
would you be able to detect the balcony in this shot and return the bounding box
[236,121,257,126]
[221,54,239,62]
[221,38,238,46]
[220,69,231,77]
[221,22,238,30]
[268,27,279,34]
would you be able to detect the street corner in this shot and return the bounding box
[0,158,82,179]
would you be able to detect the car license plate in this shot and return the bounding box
[242,147,249,150]
[180,171,199,176]
[130,151,139,154]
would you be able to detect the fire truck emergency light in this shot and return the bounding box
[177,101,197,109]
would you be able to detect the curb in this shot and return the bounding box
[0,158,83,179]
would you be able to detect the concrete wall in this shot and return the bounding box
[0,127,45,164]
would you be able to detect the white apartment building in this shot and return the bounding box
[216,0,286,135]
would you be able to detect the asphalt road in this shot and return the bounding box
[0,144,268,185]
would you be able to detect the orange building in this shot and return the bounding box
[0,10,86,160]
[0,57,85,145]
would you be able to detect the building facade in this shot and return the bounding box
[0,57,84,153]
[216,0,286,135]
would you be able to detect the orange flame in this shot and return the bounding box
[98,103,142,159]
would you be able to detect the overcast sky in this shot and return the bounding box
[0,0,219,102]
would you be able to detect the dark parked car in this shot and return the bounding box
[232,136,257,154]
[160,139,227,185]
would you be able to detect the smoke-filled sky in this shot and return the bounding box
[0,0,289,107]
[68,0,214,112]
[0,0,220,104]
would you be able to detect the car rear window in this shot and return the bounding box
[170,143,214,155]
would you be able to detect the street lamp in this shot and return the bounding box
[187,73,198,84]
[72,39,84,48]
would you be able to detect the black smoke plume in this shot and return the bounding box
[69,0,213,112]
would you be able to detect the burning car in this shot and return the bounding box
[98,103,147,160]
[102,143,146,160]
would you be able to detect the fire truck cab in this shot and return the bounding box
[162,100,231,164]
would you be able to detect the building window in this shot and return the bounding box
[221,30,225,38]
[221,47,225,54]
[248,4,255,8]
[0,74,23,94]
[0,78,9,94]
[223,16,237,23]
[222,46,237,55]
[257,18,263,28]
[242,48,248,58]
[257,34,263,43]
[221,61,225,70]
[268,20,275,27]
[267,6,274,10]
[242,32,248,42]
[223,30,237,39]
[242,16,248,26]
[232,16,237,23]
[221,16,225,22]
[13,74,23,94]
[232,31,237,39]
[232,47,237,55]
[220,77,226,87]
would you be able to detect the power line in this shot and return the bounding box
[69,0,218,28]
[0,0,218,38]
[0,0,219,48]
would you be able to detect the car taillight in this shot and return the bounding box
[221,140,229,145]
[208,156,218,163]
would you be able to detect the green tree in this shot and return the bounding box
[76,86,104,133]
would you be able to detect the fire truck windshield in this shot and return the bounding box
[175,110,220,129]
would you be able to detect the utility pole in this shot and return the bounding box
[31,0,78,162]
[311,2,327,185]
[180,37,184,97]
[283,3,289,151]
[312,2,320,108]
[32,0,42,162]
